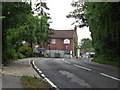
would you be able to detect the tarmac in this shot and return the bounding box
[0,58,40,89]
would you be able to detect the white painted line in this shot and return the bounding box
[64,61,71,64]
[38,71,42,73]
[73,64,92,71]
[100,73,120,81]
[33,60,58,89]
[41,74,45,77]
[37,68,40,71]
[44,78,57,88]
[62,59,64,61]
[29,60,41,78]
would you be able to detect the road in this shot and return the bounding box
[34,58,120,88]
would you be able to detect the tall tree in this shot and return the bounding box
[67,1,120,61]
[2,1,52,64]
[80,38,94,53]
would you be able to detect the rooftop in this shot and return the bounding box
[50,29,76,39]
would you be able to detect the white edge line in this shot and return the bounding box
[33,60,58,89]
[38,71,42,73]
[29,60,41,78]
[100,73,120,81]
[73,64,92,71]
[41,74,45,77]
[44,78,57,88]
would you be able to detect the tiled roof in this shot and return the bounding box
[50,30,75,39]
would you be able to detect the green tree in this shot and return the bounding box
[67,2,120,62]
[34,1,52,47]
[80,38,94,53]
[2,1,52,64]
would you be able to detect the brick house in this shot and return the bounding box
[45,29,78,58]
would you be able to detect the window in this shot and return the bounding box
[51,39,56,44]
[64,39,70,44]
[64,50,70,55]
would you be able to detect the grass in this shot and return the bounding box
[21,75,53,89]
[92,58,120,67]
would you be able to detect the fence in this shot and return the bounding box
[44,50,72,58]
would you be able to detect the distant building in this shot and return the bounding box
[45,29,78,58]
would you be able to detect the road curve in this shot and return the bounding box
[34,58,119,88]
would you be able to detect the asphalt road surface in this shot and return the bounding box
[34,58,120,89]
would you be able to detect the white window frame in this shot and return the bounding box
[64,39,70,44]
[51,39,56,44]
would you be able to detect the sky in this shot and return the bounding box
[32,0,91,43]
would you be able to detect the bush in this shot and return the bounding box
[17,52,26,59]
[2,48,18,64]
[18,46,32,57]
[92,57,119,67]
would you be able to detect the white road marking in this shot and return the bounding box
[44,78,58,89]
[100,73,120,81]
[63,60,71,64]
[73,64,92,71]
[37,68,40,71]
[38,70,42,73]
[33,60,58,89]
[41,74,45,77]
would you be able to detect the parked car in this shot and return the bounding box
[86,52,95,58]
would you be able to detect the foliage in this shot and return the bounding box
[80,38,94,53]
[21,75,52,89]
[92,58,120,67]
[74,39,78,57]
[2,48,18,64]
[2,2,52,64]
[17,52,26,59]
[18,46,32,57]
[67,2,120,62]
[2,2,32,30]
[34,1,52,47]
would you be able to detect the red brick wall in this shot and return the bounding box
[49,39,74,56]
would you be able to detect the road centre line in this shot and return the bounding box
[62,59,119,81]
[100,73,120,81]
[62,59,91,71]
[63,60,71,64]
[73,64,92,71]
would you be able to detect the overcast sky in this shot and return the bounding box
[32,0,91,42]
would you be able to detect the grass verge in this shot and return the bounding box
[21,75,52,89]
[92,58,120,67]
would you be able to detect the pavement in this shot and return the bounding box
[0,58,39,89]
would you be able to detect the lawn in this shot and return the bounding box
[21,75,53,89]
[92,58,120,68]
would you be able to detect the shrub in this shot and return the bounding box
[17,52,26,59]
[18,46,32,57]
[2,48,18,64]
